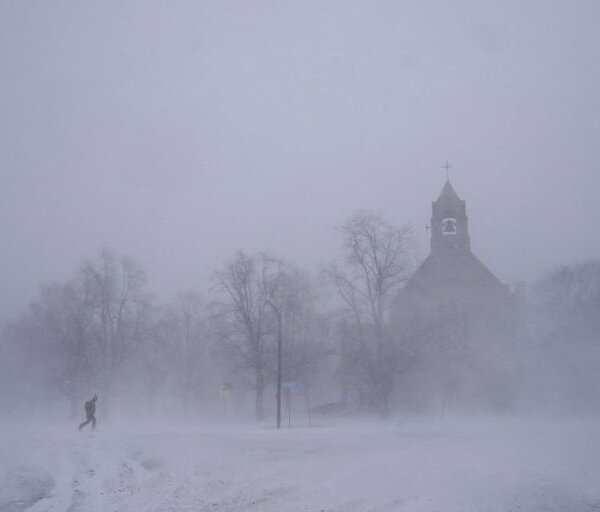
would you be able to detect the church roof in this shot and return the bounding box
[404,249,507,296]
[435,179,461,204]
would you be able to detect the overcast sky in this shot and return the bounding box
[1,0,599,320]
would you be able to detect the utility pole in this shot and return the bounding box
[266,301,282,429]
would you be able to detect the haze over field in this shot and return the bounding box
[1,1,600,511]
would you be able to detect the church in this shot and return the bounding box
[394,178,516,411]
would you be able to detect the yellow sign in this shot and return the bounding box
[219,382,233,397]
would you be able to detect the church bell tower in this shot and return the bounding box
[430,179,471,255]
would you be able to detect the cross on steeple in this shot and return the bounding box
[442,162,451,181]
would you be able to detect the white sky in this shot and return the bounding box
[1,0,600,320]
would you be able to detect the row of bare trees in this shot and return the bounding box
[207,211,418,418]
[7,210,596,420]
[1,211,420,420]
[1,249,152,417]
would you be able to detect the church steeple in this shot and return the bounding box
[436,178,461,203]
[430,178,471,254]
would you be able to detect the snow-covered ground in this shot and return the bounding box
[1,416,599,512]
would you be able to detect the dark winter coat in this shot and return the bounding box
[85,399,96,419]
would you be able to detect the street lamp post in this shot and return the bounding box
[266,301,282,429]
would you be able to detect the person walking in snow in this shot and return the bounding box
[78,394,98,430]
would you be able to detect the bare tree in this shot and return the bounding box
[3,248,153,419]
[324,211,416,415]
[534,260,600,339]
[3,284,65,413]
[3,277,95,417]
[58,275,96,416]
[211,251,287,420]
[276,269,328,424]
[531,260,600,412]
[162,290,206,420]
[82,248,151,418]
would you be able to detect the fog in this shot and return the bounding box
[2,1,600,321]
[1,1,600,511]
